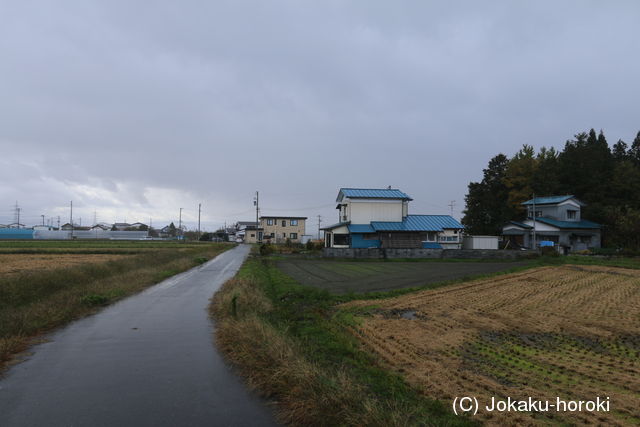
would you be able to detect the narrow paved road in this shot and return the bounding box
[0,244,277,426]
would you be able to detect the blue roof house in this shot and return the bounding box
[322,188,463,249]
[502,195,601,252]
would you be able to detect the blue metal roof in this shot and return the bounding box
[508,221,532,229]
[337,188,412,202]
[522,195,580,206]
[534,217,601,229]
[371,215,463,232]
[348,224,375,233]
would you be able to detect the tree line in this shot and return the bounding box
[462,129,640,250]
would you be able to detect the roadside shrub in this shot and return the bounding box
[259,243,274,256]
[305,240,314,251]
[540,246,560,257]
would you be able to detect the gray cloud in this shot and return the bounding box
[1,1,639,231]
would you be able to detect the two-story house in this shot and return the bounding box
[323,188,463,249]
[502,195,601,252]
[260,216,307,243]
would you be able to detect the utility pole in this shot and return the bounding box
[448,200,456,217]
[41,214,45,226]
[13,201,21,227]
[532,194,537,250]
[179,208,183,240]
[93,210,97,226]
[317,215,322,240]
[70,201,73,238]
[57,216,60,230]
[254,191,261,242]
[197,203,201,241]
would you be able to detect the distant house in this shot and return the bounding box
[90,223,111,231]
[243,225,264,244]
[33,225,56,231]
[125,222,149,231]
[322,188,463,249]
[60,223,90,231]
[233,221,257,242]
[260,216,307,244]
[6,222,26,229]
[235,221,258,231]
[502,195,601,252]
[112,222,131,231]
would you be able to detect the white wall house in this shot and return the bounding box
[502,195,601,252]
[323,188,463,249]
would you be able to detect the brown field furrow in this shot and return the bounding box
[343,265,640,425]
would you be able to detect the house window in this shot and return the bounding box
[290,233,298,239]
[333,234,350,245]
[567,210,577,219]
[529,209,542,218]
[250,233,255,238]
[267,219,273,225]
[290,219,298,226]
[283,233,286,238]
[271,233,275,238]
[282,220,286,227]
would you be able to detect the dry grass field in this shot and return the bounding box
[0,241,233,371]
[0,254,130,276]
[343,265,640,425]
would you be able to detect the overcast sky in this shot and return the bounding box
[1,1,639,234]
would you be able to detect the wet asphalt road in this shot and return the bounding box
[0,244,277,427]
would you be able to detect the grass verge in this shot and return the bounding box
[211,255,475,426]
[0,243,233,371]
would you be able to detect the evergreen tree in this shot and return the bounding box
[532,146,561,196]
[558,129,612,222]
[504,145,537,217]
[462,154,513,234]
[630,131,640,165]
[612,139,629,161]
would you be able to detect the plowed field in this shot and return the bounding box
[344,265,640,425]
[276,259,529,294]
